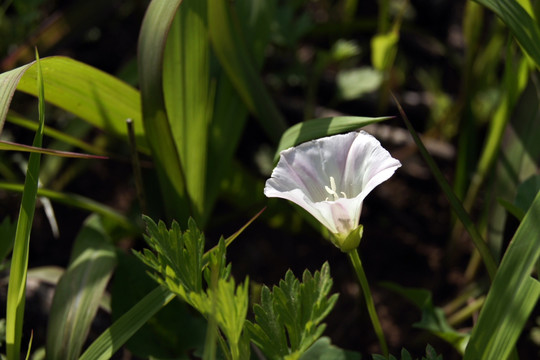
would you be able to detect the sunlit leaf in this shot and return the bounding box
[474,0,540,67]
[464,191,540,359]
[0,57,146,151]
[138,0,190,222]
[274,116,391,161]
[5,50,45,360]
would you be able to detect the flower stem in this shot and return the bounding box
[348,249,388,357]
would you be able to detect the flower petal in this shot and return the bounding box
[342,131,401,202]
[264,130,401,239]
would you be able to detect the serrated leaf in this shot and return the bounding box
[401,347,412,360]
[299,337,361,360]
[247,262,338,359]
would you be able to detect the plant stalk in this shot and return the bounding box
[348,249,388,356]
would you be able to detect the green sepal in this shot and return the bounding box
[332,224,364,252]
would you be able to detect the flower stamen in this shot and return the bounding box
[325,176,346,201]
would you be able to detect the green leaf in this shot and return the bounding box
[208,0,287,142]
[135,216,254,359]
[162,0,211,222]
[382,282,469,354]
[464,190,540,359]
[371,31,399,71]
[138,0,190,222]
[135,216,206,296]
[474,0,540,67]
[337,67,383,100]
[79,285,176,360]
[0,57,146,150]
[46,215,116,360]
[274,116,391,161]
[5,50,45,360]
[188,277,250,360]
[514,174,540,215]
[246,262,338,359]
[299,337,361,360]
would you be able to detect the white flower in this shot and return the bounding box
[264,131,401,251]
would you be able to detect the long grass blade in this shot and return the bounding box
[474,0,540,67]
[394,95,498,279]
[0,140,107,159]
[5,49,45,360]
[138,0,191,222]
[6,111,108,156]
[79,286,175,360]
[163,0,211,222]
[208,0,287,142]
[464,190,540,359]
[46,215,116,360]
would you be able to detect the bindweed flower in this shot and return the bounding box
[264,131,401,252]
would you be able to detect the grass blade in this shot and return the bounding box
[464,190,540,359]
[138,0,191,222]
[474,0,540,67]
[5,49,45,360]
[394,95,498,279]
[0,140,107,159]
[46,215,116,360]
[163,0,211,222]
[6,111,108,156]
[208,0,287,142]
[79,286,175,360]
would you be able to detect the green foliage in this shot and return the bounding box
[372,344,442,360]
[5,50,45,360]
[246,262,338,360]
[274,116,392,161]
[135,216,250,360]
[464,190,540,360]
[382,282,468,354]
[0,57,144,149]
[474,0,540,68]
[299,337,361,360]
[46,215,116,360]
[110,251,206,359]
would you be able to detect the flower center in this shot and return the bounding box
[325,176,347,201]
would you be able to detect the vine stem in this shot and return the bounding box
[348,249,388,357]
